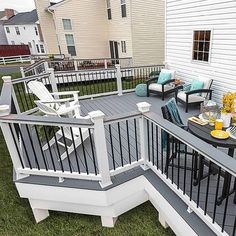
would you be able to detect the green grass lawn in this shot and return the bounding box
[0,72,174,236]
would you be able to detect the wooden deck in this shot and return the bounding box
[20,93,236,235]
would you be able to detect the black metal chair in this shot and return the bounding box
[161,101,214,186]
[146,69,176,100]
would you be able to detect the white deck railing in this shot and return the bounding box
[1,66,236,235]
[0,55,31,65]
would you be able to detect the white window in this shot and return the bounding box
[65,34,76,56]
[192,30,211,62]
[106,0,112,20]
[15,26,20,35]
[35,26,38,36]
[121,41,126,53]
[6,27,10,33]
[62,19,72,30]
[40,45,45,54]
[121,0,127,18]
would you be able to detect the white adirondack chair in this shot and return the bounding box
[27,80,81,117]
[35,100,90,161]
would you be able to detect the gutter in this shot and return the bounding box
[47,7,62,55]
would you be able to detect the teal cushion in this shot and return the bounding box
[135,84,147,97]
[157,72,172,85]
[190,79,204,96]
[182,83,191,92]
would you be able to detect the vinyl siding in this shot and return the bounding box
[0,23,8,44]
[54,0,109,58]
[107,0,133,59]
[35,0,60,54]
[166,0,236,104]
[131,0,165,66]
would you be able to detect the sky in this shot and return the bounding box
[0,0,61,12]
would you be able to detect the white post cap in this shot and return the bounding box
[2,76,11,83]
[137,102,151,113]
[88,110,105,122]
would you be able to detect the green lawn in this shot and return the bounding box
[0,72,174,236]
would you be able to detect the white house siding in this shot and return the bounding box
[166,0,236,104]
[54,0,109,59]
[0,24,8,44]
[35,0,60,54]
[4,24,46,55]
[107,0,133,59]
[131,0,165,66]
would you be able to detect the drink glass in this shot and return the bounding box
[215,119,223,130]
[209,112,218,126]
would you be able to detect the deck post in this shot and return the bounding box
[47,68,59,99]
[20,66,25,78]
[115,64,123,96]
[43,61,49,72]
[73,59,78,71]
[137,102,151,170]
[104,59,108,69]
[0,100,27,180]
[89,110,112,188]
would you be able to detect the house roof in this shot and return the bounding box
[0,11,5,20]
[48,0,72,10]
[4,9,38,25]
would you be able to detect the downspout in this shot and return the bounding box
[48,7,62,55]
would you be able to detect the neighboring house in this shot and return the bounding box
[35,0,165,66]
[165,0,236,104]
[4,10,46,55]
[0,9,16,44]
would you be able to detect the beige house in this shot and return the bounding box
[35,0,165,66]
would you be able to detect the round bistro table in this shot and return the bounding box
[188,120,236,205]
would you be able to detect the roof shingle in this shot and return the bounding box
[4,9,38,25]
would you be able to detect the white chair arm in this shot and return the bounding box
[51,91,80,96]
[38,98,73,104]
[57,104,81,115]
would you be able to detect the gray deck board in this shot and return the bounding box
[17,93,236,235]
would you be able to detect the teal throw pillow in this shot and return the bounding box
[157,72,172,85]
[190,79,204,96]
[182,83,191,92]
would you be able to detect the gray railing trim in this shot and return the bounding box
[104,111,141,124]
[24,59,46,73]
[121,65,164,70]
[54,68,116,75]
[145,112,236,176]
[12,73,51,84]
[0,114,94,128]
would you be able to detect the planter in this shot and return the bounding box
[221,113,231,128]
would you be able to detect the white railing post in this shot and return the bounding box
[137,102,152,170]
[20,66,25,78]
[104,59,108,69]
[0,78,27,180]
[20,66,30,95]
[43,61,49,72]
[47,68,59,99]
[88,110,112,188]
[74,59,78,71]
[2,57,6,65]
[115,64,123,96]
[20,55,23,63]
